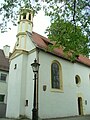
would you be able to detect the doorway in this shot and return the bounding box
[78,97,83,115]
[0,103,6,117]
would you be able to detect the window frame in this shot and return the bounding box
[51,60,63,92]
[0,94,5,103]
[0,73,7,82]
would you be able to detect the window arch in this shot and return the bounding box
[51,60,62,90]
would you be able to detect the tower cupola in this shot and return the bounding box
[15,7,33,50]
[17,7,33,34]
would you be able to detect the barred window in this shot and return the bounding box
[0,73,7,81]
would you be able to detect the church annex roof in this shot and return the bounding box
[27,31,90,67]
[0,49,9,72]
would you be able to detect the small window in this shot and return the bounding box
[51,61,63,90]
[23,13,26,19]
[75,75,81,85]
[0,73,7,81]
[0,95,5,102]
[25,100,28,106]
[29,14,31,20]
[14,64,17,69]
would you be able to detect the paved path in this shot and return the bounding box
[0,115,90,120]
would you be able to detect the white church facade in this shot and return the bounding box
[6,8,90,119]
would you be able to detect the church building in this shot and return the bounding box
[6,8,90,119]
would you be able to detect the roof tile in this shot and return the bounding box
[28,31,90,67]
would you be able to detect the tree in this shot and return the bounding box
[43,0,90,58]
[0,0,41,32]
[46,19,89,60]
[0,0,90,58]
[43,0,90,37]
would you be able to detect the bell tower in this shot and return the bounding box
[16,7,33,50]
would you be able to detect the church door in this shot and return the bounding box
[78,97,83,115]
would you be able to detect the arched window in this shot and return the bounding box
[51,61,62,89]
[75,75,81,85]
[29,14,31,20]
[23,13,26,19]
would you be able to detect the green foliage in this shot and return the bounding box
[0,0,41,32]
[46,19,90,59]
[43,0,90,58]
[43,0,90,35]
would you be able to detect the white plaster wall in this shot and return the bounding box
[27,23,32,33]
[6,54,27,118]
[25,51,37,119]
[6,50,37,119]
[26,34,35,51]
[20,54,28,116]
[22,22,25,32]
[20,36,25,49]
[74,63,90,115]
[38,51,77,119]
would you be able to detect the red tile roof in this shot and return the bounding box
[0,49,9,71]
[77,55,90,67]
[27,31,90,67]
